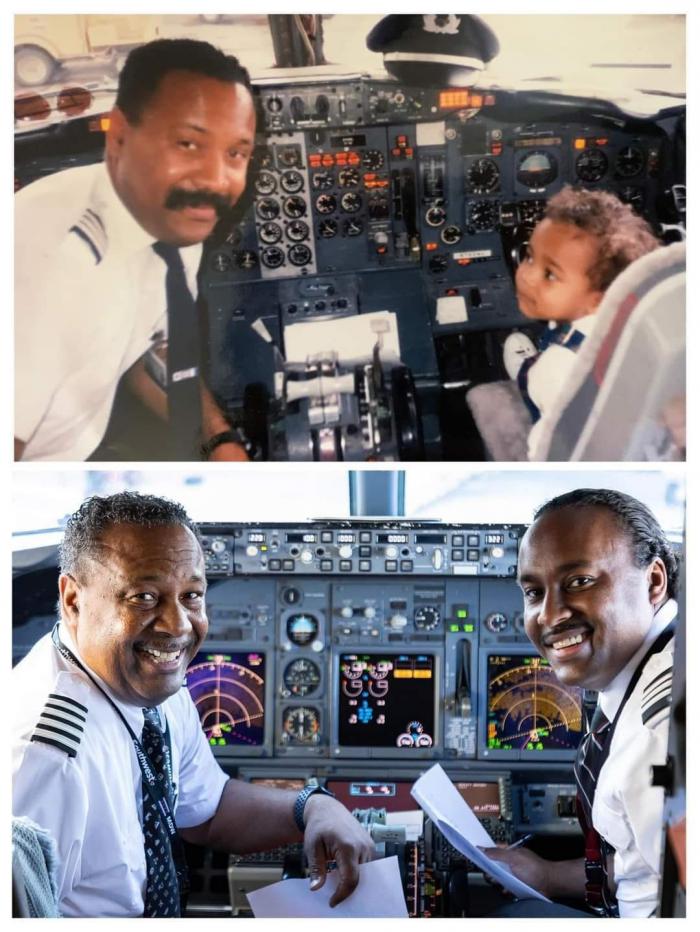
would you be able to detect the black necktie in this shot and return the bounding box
[141,708,180,918]
[152,242,202,459]
[574,704,611,825]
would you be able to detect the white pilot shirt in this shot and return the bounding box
[12,625,228,917]
[15,161,202,461]
[593,599,677,918]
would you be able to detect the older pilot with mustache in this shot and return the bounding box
[484,488,679,918]
[12,493,375,917]
[15,39,253,462]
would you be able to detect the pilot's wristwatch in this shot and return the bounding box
[293,783,335,832]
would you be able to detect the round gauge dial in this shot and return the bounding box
[254,171,277,195]
[615,146,645,179]
[575,148,608,183]
[277,146,301,168]
[235,250,258,270]
[441,224,462,245]
[343,218,364,237]
[516,150,558,189]
[256,197,279,221]
[258,221,282,245]
[312,170,335,190]
[261,246,285,269]
[280,169,304,193]
[340,191,362,213]
[414,606,441,630]
[288,243,312,267]
[286,220,309,242]
[283,195,307,218]
[315,193,337,214]
[425,203,447,227]
[619,186,644,213]
[283,658,321,697]
[286,612,319,646]
[318,218,338,238]
[485,611,508,633]
[468,200,498,231]
[282,706,320,744]
[467,157,500,194]
[338,167,360,187]
[518,199,546,231]
[361,149,385,170]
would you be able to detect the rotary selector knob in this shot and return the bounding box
[338,544,353,560]
[485,612,508,633]
[246,545,259,557]
[390,614,408,629]
[414,606,441,630]
[301,549,314,564]
[385,545,398,559]
[340,605,354,619]
[363,606,377,620]
[211,539,226,553]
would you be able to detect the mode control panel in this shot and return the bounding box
[198,522,523,578]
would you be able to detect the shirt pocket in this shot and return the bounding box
[595,798,633,853]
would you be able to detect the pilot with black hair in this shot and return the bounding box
[483,488,678,918]
[15,39,255,463]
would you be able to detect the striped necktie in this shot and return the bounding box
[152,242,202,459]
[141,708,180,918]
[574,704,611,825]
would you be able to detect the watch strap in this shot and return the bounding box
[293,784,334,832]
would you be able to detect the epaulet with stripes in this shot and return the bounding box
[68,207,107,265]
[641,664,674,728]
[30,692,88,758]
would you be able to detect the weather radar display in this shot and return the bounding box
[487,654,583,752]
[186,651,266,748]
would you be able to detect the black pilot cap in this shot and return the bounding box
[366,14,499,87]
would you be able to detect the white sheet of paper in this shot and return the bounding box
[411,764,550,903]
[283,310,401,366]
[246,855,409,918]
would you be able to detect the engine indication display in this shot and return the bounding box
[186,651,266,748]
[338,653,435,749]
[486,654,583,752]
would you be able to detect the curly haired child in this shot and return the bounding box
[504,186,660,439]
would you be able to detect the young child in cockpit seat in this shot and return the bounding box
[503,186,660,444]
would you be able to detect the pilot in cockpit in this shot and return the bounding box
[501,187,660,458]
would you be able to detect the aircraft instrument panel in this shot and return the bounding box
[14,74,684,460]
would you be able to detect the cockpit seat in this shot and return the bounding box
[466,241,686,461]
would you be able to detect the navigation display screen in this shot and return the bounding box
[337,653,436,748]
[486,654,583,752]
[186,651,266,748]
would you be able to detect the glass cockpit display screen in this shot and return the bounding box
[338,653,435,748]
[487,654,583,752]
[186,651,266,748]
[455,782,501,816]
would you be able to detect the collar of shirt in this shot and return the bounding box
[93,162,203,288]
[597,598,677,722]
[57,621,158,734]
